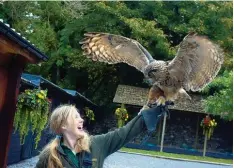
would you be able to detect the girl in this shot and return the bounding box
[35,104,164,168]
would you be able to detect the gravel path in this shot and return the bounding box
[8,152,232,168]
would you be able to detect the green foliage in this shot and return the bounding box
[14,89,50,148]
[60,1,232,106]
[0,1,232,110]
[115,104,129,128]
[121,148,233,164]
[84,107,95,123]
[202,71,233,120]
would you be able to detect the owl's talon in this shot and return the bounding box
[156,96,166,106]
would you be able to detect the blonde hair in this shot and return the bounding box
[39,105,91,168]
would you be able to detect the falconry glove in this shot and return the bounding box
[140,101,174,133]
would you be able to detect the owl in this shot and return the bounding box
[79,32,224,108]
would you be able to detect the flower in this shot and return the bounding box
[200,115,218,140]
[115,104,129,122]
[84,107,95,122]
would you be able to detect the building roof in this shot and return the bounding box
[21,73,97,107]
[0,19,48,61]
[113,85,207,114]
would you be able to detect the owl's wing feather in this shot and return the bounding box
[79,32,155,73]
[168,33,224,91]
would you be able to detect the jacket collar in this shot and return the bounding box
[55,136,86,156]
[55,136,92,167]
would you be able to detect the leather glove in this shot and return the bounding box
[140,101,174,133]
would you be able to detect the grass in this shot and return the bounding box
[120,147,233,164]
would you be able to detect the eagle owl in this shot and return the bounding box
[79,32,224,107]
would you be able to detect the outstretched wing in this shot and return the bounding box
[168,32,224,91]
[79,32,155,73]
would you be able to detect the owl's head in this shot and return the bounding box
[144,61,167,84]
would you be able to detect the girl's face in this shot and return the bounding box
[63,109,85,138]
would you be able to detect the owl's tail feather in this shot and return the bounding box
[178,88,191,100]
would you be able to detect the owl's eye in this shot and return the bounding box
[148,69,157,78]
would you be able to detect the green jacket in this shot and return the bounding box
[35,107,163,168]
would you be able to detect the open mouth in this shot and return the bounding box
[78,126,83,131]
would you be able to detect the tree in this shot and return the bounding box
[62,1,232,106]
[202,71,233,120]
[0,1,85,84]
[1,1,232,109]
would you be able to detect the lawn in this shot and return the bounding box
[120,147,233,164]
